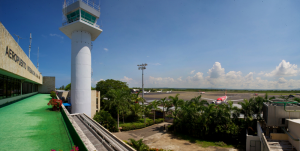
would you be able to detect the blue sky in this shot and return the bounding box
[1,0,300,89]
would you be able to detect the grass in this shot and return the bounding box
[173,132,245,149]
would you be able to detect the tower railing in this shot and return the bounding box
[64,0,100,12]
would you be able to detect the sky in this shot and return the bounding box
[1,0,300,89]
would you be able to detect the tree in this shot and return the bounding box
[93,110,118,132]
[130,91,143,103]
[160,97,168,122]
[168,94,184,120]
[150,100,161,123]
[104,88,130,130]
[238,99,252,121]
[96,79,129,99]
[65,83,71,91]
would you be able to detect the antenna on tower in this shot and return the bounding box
[29,33,32,59]
[14,34,23,44]
[37,47,39,70]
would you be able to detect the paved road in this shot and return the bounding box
[113,122,170,141]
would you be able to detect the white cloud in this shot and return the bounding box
[245,72,254,81]
[258,71,265,76]
[265,60,298,77]
[190,70,195,74]
[152,63,161,66]
[104,48,108,52]
[226,71,242,79]
[177,77,182,81]
[207,62,225,78]
[278,77,287,84]
[187,72,204,81]
[91,78,104,86]
[120,76,133,83]
[125,61,300,89]
[49,34,64,39]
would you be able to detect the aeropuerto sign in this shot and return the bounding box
[5,46,40,79]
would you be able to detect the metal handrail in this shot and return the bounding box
[65,0,100,12]
[77,114,129,151]
[281,127,300,141]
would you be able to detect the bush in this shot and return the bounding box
[120,123,146,131]
[120,118,164,131]
[167,124,174,131]
[155,118,164,124]
[50,91,57,99]
[215,141,227,147]
[93,110,118,132]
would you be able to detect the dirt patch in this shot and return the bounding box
[143,133,237,151]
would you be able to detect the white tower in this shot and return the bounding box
[60,0,102,117]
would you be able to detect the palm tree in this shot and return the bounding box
[120,103,130,124]
[130,91,143,103]
[105,88,129,130]
[160,97,168,122]
[150,100,161,123]
[238,99,252,121]
[168,94,184,120]
[128,139,149,151]
[201,103,216,135]
[226,100,240,119]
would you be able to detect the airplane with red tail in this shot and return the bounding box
[212,90,228,105]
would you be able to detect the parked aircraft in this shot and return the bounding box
[212,91,227,105]
[143,90,151,94]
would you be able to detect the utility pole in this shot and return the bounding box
[29,33,32,59]
[138,63,147,124]
[37,47,39,70]
[14,34,23,44]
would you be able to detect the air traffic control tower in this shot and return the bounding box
[60,0,102,117]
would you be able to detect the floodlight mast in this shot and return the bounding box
[138,63,147,124]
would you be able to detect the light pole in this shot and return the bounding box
[138,63,147,124]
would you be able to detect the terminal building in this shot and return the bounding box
[0,22,55,106]
[0,21,133,150]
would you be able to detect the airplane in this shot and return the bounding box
[143,90,151,94]
[157,90,162,93]
[199,90,205,94]
[212,90,227,105]
[166,90,172,93]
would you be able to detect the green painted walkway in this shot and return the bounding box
[0,94,74,151]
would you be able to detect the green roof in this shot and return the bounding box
[0,94,74,150]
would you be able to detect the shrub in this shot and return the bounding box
[167,124,174,131]
[93,110,118,132]
[47,99,62,111]
[155,118,164,124]
[50,91,57,99]
[215,141,227,147]
[120,123,146,131]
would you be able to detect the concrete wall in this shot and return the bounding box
[287,119,300,151]
[91,90,100,118]
[56,90,100,117]
[0,22,42,84]
[270,133,289,141]
[264,103,300,127]
[38,76,55,93]
[0,92,38,106]
[57,90,71,100]
[246,132,260,151]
